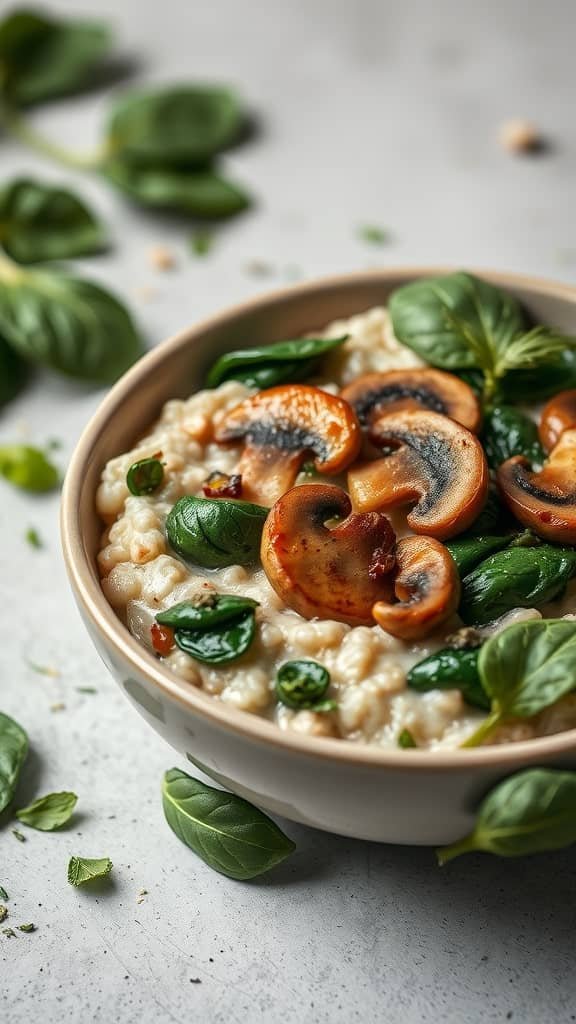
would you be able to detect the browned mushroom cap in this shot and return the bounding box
[347,410,489,540]
[539,389,576,451]
[214,385,362,505]
[341,368,482,433]
[372,536,460,640]
[261,483,396,626]
[497,429,576,543]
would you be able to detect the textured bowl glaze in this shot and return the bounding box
[61,268,576,844]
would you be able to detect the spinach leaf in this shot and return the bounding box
[463,619,576,745]
[162,768,295,880]
[437,769,576,862]
[275,660,335,711]
[0,178,106,263]
[0,265,143,383]
[465,487,511,535]
[500,348,576,403]
[106,86,244,167]
[0,9,111,107]
[16,791,77,831]
[482,405,544,469]
[398,728,417,749]
[157,595,259,630]
[445,535,511,577]
[0,334,27,407]
[166,496,268,568]
[407,648,489,710]
[67,856,113,886]
[0,712,28,814]
[104,159,250,218]
[0,445,59,491]
[174,608,256,665]
[206,335,349,389]
[126,457,164,496]
[459,546,576,626]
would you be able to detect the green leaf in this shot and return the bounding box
[174,609,256,665]
[0,265,143,383]
[397,728,417,749]
[126,457,164,496]
[206,335,349,389]
[407,647,489,710]
[481,405,545,469]
[0,177,106,264]
[500,348,576,403]
[16,791,77,831]
[104,160,250,219]
[445,534,512,577]
[0,9,111,107]
[275,660,333,710]
[0,712,28,814]
[190,230,213,257]
[157,594,259,630]
[67,856,113,887]
[0,333,27,407]
[464,487,511,535]
[494,327,576,377]
[0,887,7,901]
[17,922,35,932]
[166,496,269,568]
[459,545,576,626]
[162,767,295,880]
[437,769,576,862]
[106,86,244,166]
[357,224,389,245]
[389,272,526,373]
[24,526,42,548]
[0,445,59,492]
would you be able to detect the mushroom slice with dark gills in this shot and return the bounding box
[497,428,576,544]
[539,389,576,452]
[347,409,489,540]
[214,384,362,505]
[341,368,482,433]
[260,483,396,626]
[372,536,461,640]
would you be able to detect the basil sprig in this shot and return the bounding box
[16,791,77,831]
[157,595,259,665]
[0,712,28,814]
[206,335,349,389]
[275,660,336,712]
[463,619,576,747]
[0,444,59,492]
[126,457,164,496]
[437,769,576,862]
[0,178,106,264]
[162,768,295,880]
[166,496,268,568]
[459,546,576,626]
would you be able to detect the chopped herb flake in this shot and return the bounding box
[357,224,390,245]
[398,728,417,749]
[25,527,43,549]
[67,856,113,887]
[12,829,26,842]
[26,660,60,678]
[190,230,213,257]
[0,906,7,923]
[2,928,16,938]
[76,687,98,694]
[17,923,35,933]
[0,887,7,900]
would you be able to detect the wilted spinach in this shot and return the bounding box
[157,594,259,665]
[275,660,335,711]
[0,178,106,263]
[459,545,576,626]
[445,534,511,577]
[166,496,268,568]
[206,335,349,389]
[481,405,544,469]
[407,647,489,710]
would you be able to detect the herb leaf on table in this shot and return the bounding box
[0,178,107,264]
[67,856,113,887]
[16,791,77,831]
[0,445,59,492]
[0,712,28,815]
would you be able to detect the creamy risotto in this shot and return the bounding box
[97,290,576,750]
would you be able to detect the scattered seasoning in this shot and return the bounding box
[243,259,274,277]
[148,245,176,271]
[190,978,202,984]
[357,224,390,245]
[398,728,418,749]
[12,829,26,842]
[2,928,16,938]
[76,687,98,694]
[498,119,544,154]
[0,887,8,900]
[26,660,60,678]
[190,231,213,257]
[25,527,43,549]
[50,702,66,713]
[136,887,148,904]
[0,906,8,923]
[17,923,36,933]
[202,471,242,499]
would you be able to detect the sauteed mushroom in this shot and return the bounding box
[215,385,361,505]
[341,368,481,432]
[372,536,460,640]
[348,409,489,540]
[497,429,576,543]
[539,389,576,451]
[261,483,396,626]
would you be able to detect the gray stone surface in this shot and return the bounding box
[2,0,576,1020]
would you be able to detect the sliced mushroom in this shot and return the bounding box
[497,429,576,543]
[214,384,362,505]
[372,536,460,640]
[539,389,576,451]
[261,483,396,626]
[341,368,481,433]
[348,410,489,540]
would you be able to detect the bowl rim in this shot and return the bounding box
[61,265,576,772]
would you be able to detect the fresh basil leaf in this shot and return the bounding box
[0,712,28,814]
[0,445,59,492]
[0,178,106,263]
[500,348,576,403]
[174,608,256,665]
[0,333,27,407]
[482,405,544,469]
[0,266,143,383]
[157,594,259,630]
[206,335,349,389]
[106,86,244,166]
[494,327,576,378]
[162,767,295,880]
[104,159,250,218]
[437,769,576,862]
[398,728,417,748]
[67,856,113,886]
[166,496,268,568]
[0,9,111,107]
[16,791,77,831]
[407,647,489,710]
[389,272,526,372]
[459,546,576,626]
[445,535,511,577]
[275,660,333,710]
[126,457,164,496]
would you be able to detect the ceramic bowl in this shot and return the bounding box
[61,268,576,845]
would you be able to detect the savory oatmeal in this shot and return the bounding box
[96,273,576,750]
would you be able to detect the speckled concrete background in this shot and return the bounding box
[2,1,576,1020]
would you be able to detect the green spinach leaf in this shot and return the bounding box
[166,496,268,568]
[0,334,27,407]
[206,335,349,389]
[174,609,256,665]
[162,767,295,880]
[0,445,59,491]
[126,457,164,496]
[398,728,417,748]
[407,647,489,710]
[482,405,544,469]
[67,856,113,886]
[157,595,258,630]
[0,178,106,263]
[16,791,77,831]
[459,546,576,626]
[437,769,576,862]
[275,660,335,711]
[104,159,250,218]
[445,534,511,577]
[500,348,576,403]
[0,712,28,814]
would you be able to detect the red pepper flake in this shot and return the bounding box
[151,622,175,656]
[202,471,243,499]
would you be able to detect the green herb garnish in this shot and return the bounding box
[0,445,58,492]
[0,906,7,922]
[206,335,348,389]
[0,178,106,264]
[275,660,335,712]
[166,496,268,568]
[397,728,417,749]
[17,923,35,933]
[357,224,390,245]
[16,791,77,831]
[157,594,259,666]
[11,829,26,842]
[459,545,576,625]
[126,457,164,496]
[0,712,28,814]
[67,856,113,887]
[25,527,43,549]
[0,887,8,901]
[190,230,214,257]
